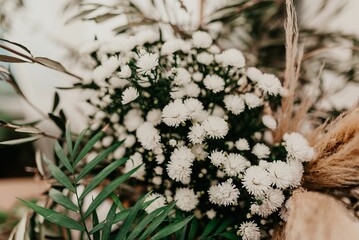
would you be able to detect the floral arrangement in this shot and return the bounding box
[79,27,316,238]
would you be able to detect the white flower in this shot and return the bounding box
[212,106,226,118]
[238,221,261,240]
[173,68,191,85]
[215,48,245,68]
[246,67,263,82]
[252,143,270,159]
[146,109,162,126]
[250,203,272,218]
[197,52,214,65]
[184,98,204,119]
[206,209,216,219]
[166,146,195,183]
[223,153,250,177]
[208,179,240,206]
[93,56,120,83]
[235,138,250,151]
[174,188,199,211]
[262,115,277,130]
[284,132,315,162]
[125,153,146,180]
[100,35,136,53]
[267,161,293,189]
[192,31,213,48]
[192,72,203,82]
[203,75,225,93]
[243,166,272,197]
[124,134,136,148]
[257,73,282,96]
[243,93,263,109]
[118,65,132,78]
[124,109,144,132]
[224,95,245,115]
[162,99,189,127]
[155,154,165,164]
[145,193,166,214]
[202,116,229,139]
[209,150,227,167]
[161,39,186,55]
[109,76,129,89]
[191,144,208,160]
[121,87,139,105]
[136,122,161,150]
[188,123,206,144]
[184,82,201,98]
[135,29,159,45]
[265,188,285,211]
[136,53,159,75]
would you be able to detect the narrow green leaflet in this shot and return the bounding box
[76,140,124,181]
[72,127,89,159]
[92,210,100,240]
[19,199,84,231]
[89,209,131,235]
[219,231,239,240]
[73,129,105,166]
[45,159,75,193]
[83,165,141,219]
[214,219,233,235]
[49,189,78,212]
[139,201,176,240]
[150,216,194,240]
[111,193,125,211]
[200,218,221,238]
[79,158,127,201]
[101,202,117,240]
[54,142,73,173]
[188,218,198,240]
[65,126,73,157]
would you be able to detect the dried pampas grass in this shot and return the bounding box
[277,190,359,240]
[304,106,359,190]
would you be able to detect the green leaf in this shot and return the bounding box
[150,216,194,240]
[76,140,124,182]
[218,231,239,240]
[73,129,105,166]
[139,201,176,240]
[19,199,84,231]
[49,189,78,212]
[188,218,198,240]
[214,219,233,235]
[89,209,131,235]
[126,205,169,240]
[66,125,73,157]
[45,158,75,193]
[115,192,151,240]
[52,92,60,112]
[54,142,73,174]
[83,165,141,219]
[72,128,89,159]
[111,193,125,211]
[92,210,100,240]
[101,202,117,240]
[200,218,221,238]
[79,158,128,201]
[0,136,41,145]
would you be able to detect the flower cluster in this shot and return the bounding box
[81,30,315,239]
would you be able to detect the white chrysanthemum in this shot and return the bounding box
[212,106,226,118]
[109,76,129,89]
[121,87,139,105]
[243,166,272,197]
[252,143,270,159]
[215,48,245,68]
[188,123,206,144]
[161,39,186,55]
[206,209,216,219]
[287,160,304,187]
[93,56,120,83]
[184,82,201,98]
[174,188,199,211]
[184,98,204,119]
[197,52,214,65]
[246,67,263,82]
[166,146,195,183]
[208,179,240,206]
[223,153,250,177]
[235,138,250,151]
[118,65,132,78]
[124,134,136,148]
[203,75,225,93]
[257,73,282,96]
[144,193,166,214]
[192,72,203,82]
[262,115,277,130]
[124,109,144,132]
[224,95,245,115]
[202,116,229,139]
[284,132,315,162]
[192,144,208,161]
[136,122,161,150]
[146,109,162,126]
[162,99,189,127]
[170,86,186,99]
[173,68,191,85]
[136,53,159,75]
[125,153,145,180]
[192,31,213,48]
[243,93,263,109]
[209,150,227,167]
[238,221,261,240]
[265,188,285,211]
[267,161,295,189]
[250,203,272,218]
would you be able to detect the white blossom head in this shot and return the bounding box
[203,74,225,93]
[216,48,245,68]
[251,143,270,159]
[238,221,261,240]
[283,132,315,162]
[235,138,250,151]
[202,116,229,139]
[257,73,282,96]
[209,150,227,167]
[136,122,161,150]
[224,95,245,115]
[174,188,199,211]
[223,153,250,177]
[243,93,263,109]
[162,99,189,127]
[208,179,240,206]
[243,166,272,197]
[125,153,146,180]
[192,31,213,48]
[136,53,159,75]
[144,193,167,214]
[262,115,277,130]
[121,86,139,105]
